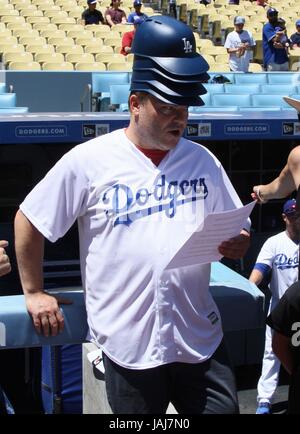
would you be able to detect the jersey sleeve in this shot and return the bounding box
[20,148,89,243]
[224,34,233,49]
[264,24,276,42]
[255,237,275,268]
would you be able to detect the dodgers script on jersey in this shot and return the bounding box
[256,231,299,303]
[20,129,247,369]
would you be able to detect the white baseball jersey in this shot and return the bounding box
[20,128,247,369]
[224,30,256,72]
[255,231,299,302]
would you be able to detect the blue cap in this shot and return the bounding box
[234,16,245,25]
[296,19,300,27]
[133,0,142,5]
[87,0,97,4]
[283,199,297,215]
[267,8,278,17]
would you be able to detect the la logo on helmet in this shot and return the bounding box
[182,37,193,53]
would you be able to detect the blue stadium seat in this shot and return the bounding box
[252,94,291,108]
[203,83,225,94]
[239,107,282,111]
[200,93,212,106]
[234,73,268,85]
[267,72,299,84]
[224,84,261,94]
[189,106,239,112]
[212,93,252,107]
[0,93,16,108]
[0,83,6,93]
[0,107,28,113]
[91,72,130,111]
[261,84,297,94]
[109,84,130,107]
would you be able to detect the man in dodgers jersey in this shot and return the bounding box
[14,16,250,414]
[249,199,299,414]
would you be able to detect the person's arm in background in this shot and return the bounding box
[252,146,300,203]
[121,12,127,24]
[249,263,271,285]
[0,240,11,277]
[105,11,114,27]
[272,331,294,375]
[14,210,71,337]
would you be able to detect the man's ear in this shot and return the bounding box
[129,94,141,115]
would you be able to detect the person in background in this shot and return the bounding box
[224,16,256,72]
[249,200,299,414]
[14,15,250,415]
[105,0,127,27]
[127,0,148,24]
[81,0,104,26]
[120,17,143,55]
[290,20,300,48]
[255,0,269,7]
[0,240,11,414]
[262,8,289,71]
[228,0,239,5]
[274,18,291,55]
[168,0,177,20]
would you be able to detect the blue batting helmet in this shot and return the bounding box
[130,15,209,105]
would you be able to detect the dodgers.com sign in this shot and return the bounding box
[224,123,269,135]
[15,125,67,138]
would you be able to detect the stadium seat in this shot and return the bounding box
[208,63,231,72]
[234,73,268,85]
[109,84,131,106]
[200,93,212,106]
[66,53,94,65]
[189,106,239,112]
[75,62,106,71]
[3,51,34,67]
[239,107,282,112]
[0,93,17,108]
[203,83,225,94]
[8,61,41,70]
[0,83,5,93]
[212,93,252,107]
[261,84,298,95]
[224,84,261,94]
[0,106,28,113]
[42,61,74,71]
[87,71,130,111]
[107,62,132,71]
[267,73,298,84]
[252,94,291,109]
[248,63,263,73]
[35,52,65,64]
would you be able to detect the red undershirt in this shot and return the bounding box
[135,144,168,166]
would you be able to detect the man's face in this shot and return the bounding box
[284,212,300,240]
[268,13,278,24]
[89,2,97,9]
[132,94,188,151]
[235,23,244,33]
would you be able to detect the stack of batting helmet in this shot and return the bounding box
[130,15,210,106]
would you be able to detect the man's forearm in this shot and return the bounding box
[259,164,295,201]
[14,209,45,295]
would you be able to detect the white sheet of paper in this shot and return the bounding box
[165,201,256,269]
